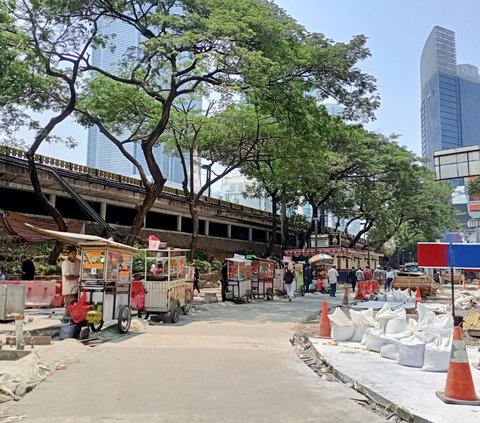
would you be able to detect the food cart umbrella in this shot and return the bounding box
[308,253,334,264]
[24,223,137,252]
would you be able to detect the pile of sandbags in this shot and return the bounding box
[454,290,480,310]
[327,303,453,372]
[376,288,415,303]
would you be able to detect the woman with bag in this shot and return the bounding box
[284,263,295,302]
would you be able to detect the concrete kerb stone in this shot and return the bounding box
[306,337,424,423]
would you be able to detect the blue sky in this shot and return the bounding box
[40,0,480,161]
[274,0,480,155]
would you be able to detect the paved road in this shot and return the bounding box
[3,293,386,423]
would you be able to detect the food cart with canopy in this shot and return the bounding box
[25,224,134,333]
[308,253,334,293]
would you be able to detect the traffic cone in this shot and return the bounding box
[436,326,480,405]
[354,281,365,300]
[415,287,422,309]
[342,287,349,306]
[318,300,331,338]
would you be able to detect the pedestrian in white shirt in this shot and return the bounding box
[385,268,394,291]
[327,265,339,297]
[62,246,81,318]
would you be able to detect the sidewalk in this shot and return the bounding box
[310,338,480,423]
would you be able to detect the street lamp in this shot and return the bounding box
[200,164,211,197]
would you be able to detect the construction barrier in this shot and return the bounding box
[354,281,366,300]
[372,280,380,294]
[52,280,63,308]
[0,280,56,308]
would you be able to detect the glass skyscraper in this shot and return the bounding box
[421,26,480,169]
[86,18,186,186]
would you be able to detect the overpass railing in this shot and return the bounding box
[0,146,273,218]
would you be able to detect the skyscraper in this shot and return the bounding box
[86,18,186,187]
[421,26,480,169]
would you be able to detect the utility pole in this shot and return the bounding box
[313,217,319,253]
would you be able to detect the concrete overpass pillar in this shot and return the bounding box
[204,220,210,236]
[48,194,56,206]
[227,224,231,239]
[248,227,252,242]
[177,215,182,232]
[99,202,107,220]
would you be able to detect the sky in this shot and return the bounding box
[39,0,480,162]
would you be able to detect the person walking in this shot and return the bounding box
[220,261,228,302]
[363,265,372,281]
[373,265,385,290]
[193,267,200,294]
[61,246,81,318]
[385,268,394,291]
[304,264,313,293]
[284,263,295,301]
[347,266,357,292]
[327,265,339,297]
[19,255,35,280]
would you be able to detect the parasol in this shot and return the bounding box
[308,253,334,264]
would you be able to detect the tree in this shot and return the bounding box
[164,100,279,257]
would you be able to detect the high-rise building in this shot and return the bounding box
[421,26,480,168]
[86,18,189,187]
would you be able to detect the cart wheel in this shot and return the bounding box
[246,289,252,304]
[89,321,103,332]
[300,285,306,297]
[266,288,273,301]
[117,306,132,334]
[169,300,181,323]
[182,289,193,315]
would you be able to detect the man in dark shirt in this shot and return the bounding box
[220,261,228,302]
[19,255,35,280]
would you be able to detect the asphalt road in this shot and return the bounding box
[2,293,387,423]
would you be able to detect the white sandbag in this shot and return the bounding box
[380,340,400,360]
[388,318,417,339]
[392,289,403,302]
[364,330,389,352]
[422,343,450,372]
[397,337,426,368]
[400,289,414,302]
[385,293,395,302]
[350,309,376,342]
[417,303,436,327]
[329,308,355,342]
[386,317,410,335]
[376,293,386,301]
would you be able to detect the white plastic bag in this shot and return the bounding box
[364,329,389,352]
[386,317,410,335]
[397,337,426,368]
[328,308,355,342]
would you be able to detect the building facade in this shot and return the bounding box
[421,26,480,169]
[86,18,187,187]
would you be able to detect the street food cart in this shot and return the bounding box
[308,253,334,293]
[250,258,275,300]
[24,224,134,334]
[225,258,253,303]
[139,248,192,322]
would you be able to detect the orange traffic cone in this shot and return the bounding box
[436,326,480,405]
[354,281,365,300]
[415,287,422,309]
[318,300,331,338]
[342,287,349,306]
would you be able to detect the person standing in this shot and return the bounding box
[61,246,81,313]
[220,261,228,302]
[284,263,295,301]
[373,265,385,289]
[193,267,200,294]
[327,265,339,297]
[19,255,35,280]
[385,268,394,291]
[363,265,372,281]
[347,266,357,292]
[304,264,313,293]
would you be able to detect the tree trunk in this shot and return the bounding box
[126,184,162,245]
[280,199,287,252]
[188,202,200,260]
[348,221,373,248]
[26,152,67,264]
[263,197,277,257]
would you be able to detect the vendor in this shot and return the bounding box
[154,262,164,274]
[62,246,81,315]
